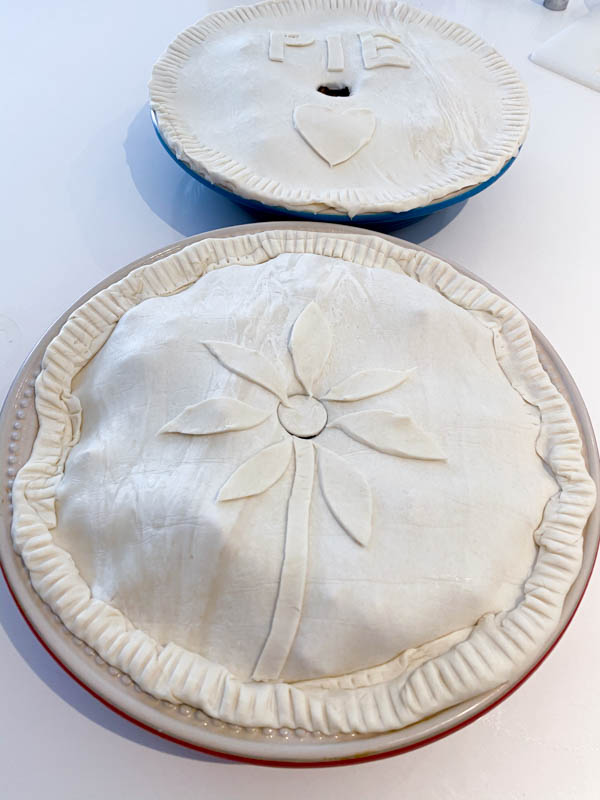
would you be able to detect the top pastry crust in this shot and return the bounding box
[12,231,595,734]
[149,0,529,216]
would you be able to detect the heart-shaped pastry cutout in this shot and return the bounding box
[293,104,376,167]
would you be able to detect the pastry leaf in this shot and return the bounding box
[323,368,415,402]
[159,398,271,435]
[204,341,289,404]
[218,439,293,501]
[330,410,446,461]
[317,445,372,546]
[289,302,332,396]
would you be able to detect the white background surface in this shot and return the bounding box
[1,0,599,796]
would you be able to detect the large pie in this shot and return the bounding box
[149,0,529,217]
[12,230,595,734]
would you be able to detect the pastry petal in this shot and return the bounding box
[159,398,271,435]
[204,341,289,404]
[330,410,446,461]
[289,302,332,396]
[323,368,415,402]
[317,445,372,546]
[218,439,293,501]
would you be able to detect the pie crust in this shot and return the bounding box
[149,0,529,217]
[11,230,595,734]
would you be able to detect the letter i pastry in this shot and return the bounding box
[326,34,344,72]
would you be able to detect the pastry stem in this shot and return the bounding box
[252,438,314,681]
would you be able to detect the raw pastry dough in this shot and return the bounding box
[149,0,529,216]
[12,231,595,733]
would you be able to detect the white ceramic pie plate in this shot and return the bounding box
[1,222,598,766]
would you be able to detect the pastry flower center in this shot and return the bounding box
[277,395,327,438]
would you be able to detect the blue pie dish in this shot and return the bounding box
[151,109,517,227]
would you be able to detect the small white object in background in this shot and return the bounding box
[531,7,600,92]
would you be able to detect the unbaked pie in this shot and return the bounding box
[149,0,529,216]
[12,230,595,734]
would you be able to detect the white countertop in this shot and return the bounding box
[2,0,599,796]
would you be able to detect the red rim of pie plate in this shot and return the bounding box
[2,222,598,768]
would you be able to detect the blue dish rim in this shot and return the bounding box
[151,108,517,224]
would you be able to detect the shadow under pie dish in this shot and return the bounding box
[149,0,529,220]
[5,226,597,763]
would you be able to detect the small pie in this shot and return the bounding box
[149,0,529,217]
[12,230,595,734]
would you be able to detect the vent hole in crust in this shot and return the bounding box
[317,84,351,97]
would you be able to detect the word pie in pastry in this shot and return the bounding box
[149,0,530,217]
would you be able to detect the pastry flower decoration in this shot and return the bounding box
[159,302,446,680]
